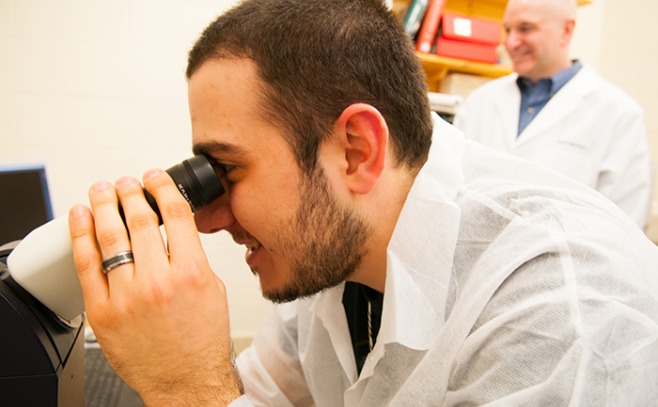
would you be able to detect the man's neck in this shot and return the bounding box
[523,59,574,84]
[347,168,417,294]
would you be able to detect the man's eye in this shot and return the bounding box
[215,163,236,181]
[220,163,236,174]
[205,156,230,174]
[519,24,534,33]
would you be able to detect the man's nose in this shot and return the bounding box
[505,30,521,50]
[194,193,235,234]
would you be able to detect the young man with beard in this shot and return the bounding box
[454,0,652,229]
[68,0,658,405]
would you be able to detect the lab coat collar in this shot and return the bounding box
[492,74,522,148]
[310,114,465,382]
[360,114,465,377]
[309,282,358,381]
[515,66,598,146]
[492,65,598,149]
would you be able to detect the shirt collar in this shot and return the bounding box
[517,60,583,96]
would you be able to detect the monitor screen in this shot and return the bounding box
[0,165,54,246]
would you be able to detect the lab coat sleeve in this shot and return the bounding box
[452,95,471,134]
[452,83,504,146]
[452,77,507,140]
[595,104,652,228]
[443,248,658,405]
[235,303,315,407]
[228,395,256,406]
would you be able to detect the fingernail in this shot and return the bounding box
[69,204,87,217]
[143,168,164,180]
[115,176,138,187]
[90,180,113,192]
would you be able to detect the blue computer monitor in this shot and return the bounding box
[0,165,54,246]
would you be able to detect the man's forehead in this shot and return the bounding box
[188,58,262,100]
[505,0,573,24]
[188,58,268,132]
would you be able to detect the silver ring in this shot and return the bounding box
[102,251,134,274]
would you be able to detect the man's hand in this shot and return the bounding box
[69,168,242,406]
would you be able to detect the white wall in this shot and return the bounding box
[0,0,271,341]
[570,0,605,68]
[1,0,656,341]
[572,0,658,241]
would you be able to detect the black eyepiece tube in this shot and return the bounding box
[120,155,224,225]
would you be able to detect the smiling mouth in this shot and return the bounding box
[246,241,262,255]
[510,49,531,60]
[244,241,262,275]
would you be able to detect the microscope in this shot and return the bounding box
[0,155,223,406]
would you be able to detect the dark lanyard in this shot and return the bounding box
[342,282,383,374]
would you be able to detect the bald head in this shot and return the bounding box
[503,0,577,82]
[508,0,577,20]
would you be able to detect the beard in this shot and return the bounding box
[264,166,371,303]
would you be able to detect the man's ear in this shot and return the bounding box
[561,18,575,46]
[334,103,388,195]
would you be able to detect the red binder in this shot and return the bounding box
[435,36,498,63]
[441,13,501,46]
[415,0,447,53]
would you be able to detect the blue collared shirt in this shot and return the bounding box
[516,60,583,136]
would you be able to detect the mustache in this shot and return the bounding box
[228,228,256,245]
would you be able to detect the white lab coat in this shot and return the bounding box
[453,65,652,229]
[232,115,658,406]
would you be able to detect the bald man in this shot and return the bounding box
[454,0,652,229]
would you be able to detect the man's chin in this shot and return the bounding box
[512,60,534,78]
[261,286,303,304]
[260,278,342,304]
[258,275,300,303]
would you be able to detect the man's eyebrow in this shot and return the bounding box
[192,141,247,158]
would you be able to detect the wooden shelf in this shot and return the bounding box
[395,0,591,21]
[395,0,593,91]
[417,53,512,91]
[435,0,592,20]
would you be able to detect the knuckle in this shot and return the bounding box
[127,210,159,232]
[74,251,100,275]
[97,229,125,249]
[162,199,193,221]
[179,261,214,288]
[150,282,173,302]
[69,223,89,240]
[138,280,176,308]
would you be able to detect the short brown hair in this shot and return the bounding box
[187,0,432,173]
